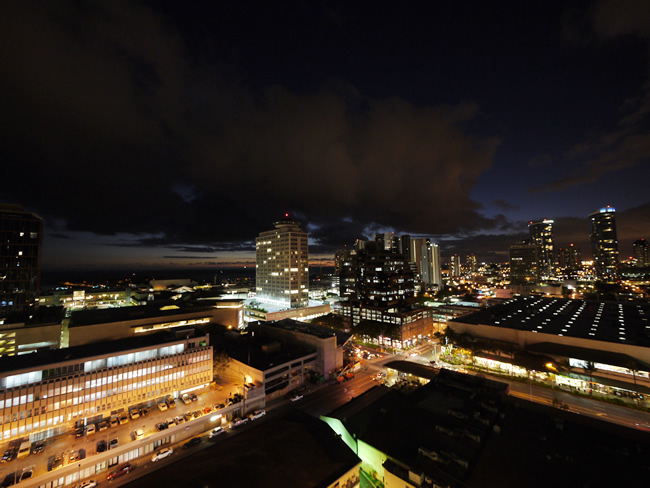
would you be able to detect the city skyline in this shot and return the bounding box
[1,1,649,272]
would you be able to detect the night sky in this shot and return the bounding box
[1,1,649,272]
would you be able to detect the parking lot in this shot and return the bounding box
[0,383,261,487]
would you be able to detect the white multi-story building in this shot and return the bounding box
[256,218,309,309]
[0,330,212,442]
[411,238,441,288]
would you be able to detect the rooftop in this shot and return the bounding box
[329,369,650,487]
[452,296,650,347]
[0,328,204,375]
[125,411,360,488]
[69,301,217,327]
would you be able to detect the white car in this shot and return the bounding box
[209,427,225,438]
[79,480,98,488]
[135,429,144,440]
[290,393,303,402]
[151,447,173,462]
[250,409,266,420]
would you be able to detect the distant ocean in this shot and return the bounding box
[40,266,334,291]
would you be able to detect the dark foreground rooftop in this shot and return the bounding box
[125,410,360,488]
[329,369,650,487]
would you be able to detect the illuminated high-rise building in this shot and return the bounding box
[633,239,649,267]
[509,242,538,284]
[589,206,619,282]
[256,217,309,308]
[0,204,43,317]
[529,219,554,279]
[450,254,462,278]
[411,238,441,288]
[557,243,581,272]
[466,254,477,275]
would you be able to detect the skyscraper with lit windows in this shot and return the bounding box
[410,238,441,288]
[633,239,649,267]
[0,204,43,317]
[589,206,619,282]
[529,219,554,279]
[255,217,309,308]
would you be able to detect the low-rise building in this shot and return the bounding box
[0,329,212,442]
[0,306,64,357]
[68,300,243,346]
[450,296,650,396]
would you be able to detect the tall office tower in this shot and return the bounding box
[557,244,581,272]
[374,232,398,251]
[450,254,462,277]
[410,238,442,288]
[529,219,554,279]
[633,239,649,267]
[466,254,477,275]
[509,243,538,284]
[589,206,619,282]
[338,243,415,307]
[334,249,347,275]
[0,204,43,317]
[430,242,442,287]
[399,235,411,260]
[255,217,309,309]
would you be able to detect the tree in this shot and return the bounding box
[310,313,345,331]
[212,349,231,378]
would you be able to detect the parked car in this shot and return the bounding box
[1,473,15,487]
[191,393,198,402]
[109,415,119,428]
[230,417,248,429]
[166,398,177,409]
[19,466,34,482]
[130,409,139,420]
[86,424,96,436]
[119,412,129,424]
[175,415,185,424]
[135,429,144,440]
[249,409,266,420]
[157,402,168,412]
[209,427,225,438]
[202,406,212,415]
[98,420,108,432]
[96,440,107,453]
[181,394,192,405]
[156,422,168,432]
[51,454,64,471]
[109,438,119,450]
[69,450,81,462]
[151,447,173,462]
[1,447,16,463]
[32,442,45,454]
[74,427,84,437]
[140,407,149,416]
[106,462,133,481]
[183,437,201,449]
[79,480,98,488]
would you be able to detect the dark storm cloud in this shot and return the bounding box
[0,1,502,257]
[533,0,650,194]
[492,200,520,212]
